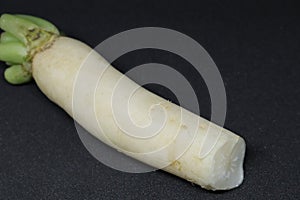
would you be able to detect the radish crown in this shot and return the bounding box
[0,14,60,84]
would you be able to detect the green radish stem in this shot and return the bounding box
[0,14,40,44]
[16,14,60,35]
[0,32,19,43]
[0,42,27,63]
[4,65,32,84]
[0,14,60,84]
[6,62,18,65]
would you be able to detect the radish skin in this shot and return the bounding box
[0,14,246,190]
[33,37,246,190]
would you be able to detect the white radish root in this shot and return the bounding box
[33,37,246,190]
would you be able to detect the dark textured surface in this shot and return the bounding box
[0,0,300,199]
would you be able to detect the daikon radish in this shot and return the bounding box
[0,14,246,190]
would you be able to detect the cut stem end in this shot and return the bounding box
[0,13,60,85]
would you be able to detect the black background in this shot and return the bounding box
[0,0,299,199]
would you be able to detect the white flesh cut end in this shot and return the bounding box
[32,37,246,190]
[210,137,245,190]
